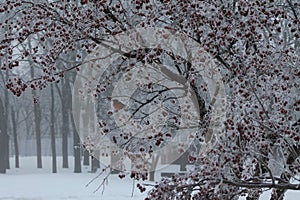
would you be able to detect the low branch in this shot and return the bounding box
[168,178,300,192]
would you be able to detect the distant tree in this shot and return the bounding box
[30,62,42,168]
[11,106,19,168]
[0,97,9,173]
[0,57,10,174]
[61,76,71,168]
[50,83,57,173]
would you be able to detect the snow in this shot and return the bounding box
[0,157,299,200]
[0,157,148,200]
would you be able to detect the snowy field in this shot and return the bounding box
[0,157,299,200]
[0,157,149,200]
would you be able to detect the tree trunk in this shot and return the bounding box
[0,133,9,173]
[4,132,9,170]
[30,67,42,168]
[149,154,160,181]
[0,138,6,173]
[91,151,100,173]
[83,148,90,166]
[149,171,155,182]
[0,98,9,173]
[50,84,57,173]
[111,149,122,174]
[71,112,81,173]
[61,77,70,168]
[4,70,10,170]
[81,98,90,167]
[11,107,19,168]
[69,77,82,173]
[173,151,188,171]
[33,93,42,168]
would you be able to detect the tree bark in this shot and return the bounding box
[91,150,100,173]
[71,111,82,173]
[149,154,159,181]
[30,67,42,168]
[50,84,57,173]
[11,107,19,168]
[0,97,9,173]
[61,77,70,168]
[0,132,9,174]
[33,92,42,168]
[111,149,122,174]
[83,148,90,166]
[4,70,10,170]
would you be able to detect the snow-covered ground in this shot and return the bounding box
[0,156,299,200]
[0,157,149,200]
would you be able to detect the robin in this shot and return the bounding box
[112,99,126,112]
[81,0,88,4]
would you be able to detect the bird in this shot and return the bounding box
[112,99,126,112]
[81,0,88,4]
